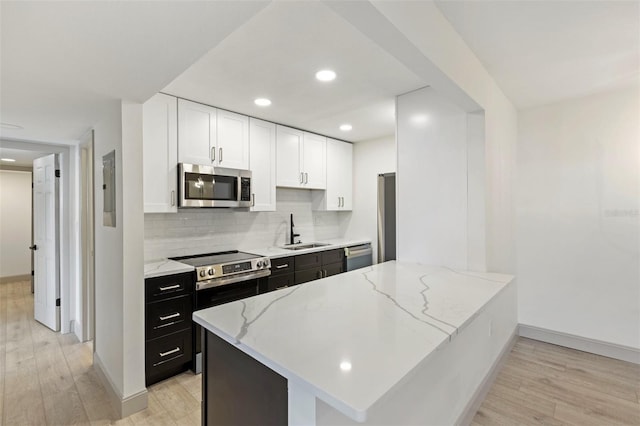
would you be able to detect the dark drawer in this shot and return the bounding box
[146,295,192,340]
[295,267,322,285]
[270,256,294,275]
[323,262,344,278]
[146,328,192,386]
[145,272,193,303]
[295,252,321,271]
[322,248,345,266]
[266,273,295,292]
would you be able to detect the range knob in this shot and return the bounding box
[199,270,206,278]
[208,269,215,276]
[257,260,263,268]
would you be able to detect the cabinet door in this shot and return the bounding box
[249,118,276,211]
[334,139,353,210]
[178,99,216,165]
[276,125,303,188]
[323,262,344,278]
[294,267,323,285]
[217,109,249,170]
[302,132,326,189]
[143,93,178,213]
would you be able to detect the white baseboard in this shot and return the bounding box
[519,324,640,365]
[456,328,519,426]
[93,353,148,418]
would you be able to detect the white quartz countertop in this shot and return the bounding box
[192,261,514,422]
[243,237,372,259]
[144,259,194,279]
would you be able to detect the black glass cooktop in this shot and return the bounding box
[170,251,261,267]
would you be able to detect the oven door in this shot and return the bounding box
[179,163,251,208]
[192,271,270,373]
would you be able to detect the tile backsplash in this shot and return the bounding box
[144,188,351,260]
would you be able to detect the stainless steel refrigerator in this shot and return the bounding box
[377,173,396,262]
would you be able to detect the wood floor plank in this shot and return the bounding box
[149,379,200,422]
[3,357,47,425]
[485,381,557,417]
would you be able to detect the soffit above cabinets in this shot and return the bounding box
[162,1,424,143]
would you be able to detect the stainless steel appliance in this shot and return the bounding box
[170,250,271,373]
[377,172,396,262]
[345,244,373,271]
[178,163,252,208]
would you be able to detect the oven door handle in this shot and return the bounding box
[196,269,271,291]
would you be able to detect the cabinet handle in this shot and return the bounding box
[159,312,180,321]
[159,347,180,357]
[276,285,289,290]
[324,270,328,278]
[316,270,322,279]
[211,147,215,162]
[275,264,289,269]
[158,284,180,291]
[300,172,304,183]
[338,196,341,207]
[304,172,308,184]
[341,197,344,207]
[171,190,175,207]
[251,193,255,207]
[219,147,223,163]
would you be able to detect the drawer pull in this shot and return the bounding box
[276,285,289,290]
[158,284,180,291]
[159,347,180,357]
[159,312,180,321]
[275,264,289,269]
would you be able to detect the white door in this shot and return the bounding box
[177,99,216,165]
[302,132,326,189]
[249,118,276,211]
[217,109,249,170]
[276,125,303,188]
[33,154,60,331]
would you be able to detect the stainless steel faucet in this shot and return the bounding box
[290,213,300,245]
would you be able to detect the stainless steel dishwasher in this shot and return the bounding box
[344,243,373,271]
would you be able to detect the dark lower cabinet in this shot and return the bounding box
[145,271,194,386]
[294,267,322,285]
[324,261,344,278]
[204,331,287,425]
[267,272,295,291]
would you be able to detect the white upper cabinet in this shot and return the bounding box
[313,138,353,211]
[249,118,276,211]
[276,125,304,187]
[302,132,327,189]
[143,93,178,213]
[217,109,249,170]
[276,125,326,189]
[178,99,217,165]
[177,100,249,169]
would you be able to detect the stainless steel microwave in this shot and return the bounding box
[178,163,252,208]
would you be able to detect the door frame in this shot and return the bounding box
[80,132,95,342]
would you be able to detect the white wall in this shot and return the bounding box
[343,136,396,264]
[0,170,32,278]
[517,86,640,349]
[397,87,470,268]
[145,188,347,260]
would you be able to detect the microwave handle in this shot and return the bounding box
[210,147,215,162]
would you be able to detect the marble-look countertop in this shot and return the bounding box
[193,261,514,422]
[243,237,372,259]
[144,259,194,279]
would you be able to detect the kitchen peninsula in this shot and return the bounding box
[193,261,516,425]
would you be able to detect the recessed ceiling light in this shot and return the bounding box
[339,124,353,132]
[315,69,336,82]
[1,158,16,162]
[254,98,272,107]
[340,360,352,372]
[0,122,23,130]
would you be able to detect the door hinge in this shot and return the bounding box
[55,169,61,178]
[56,298,60,307]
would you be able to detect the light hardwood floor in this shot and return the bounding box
[1,279,638,425]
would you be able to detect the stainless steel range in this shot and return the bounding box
[174,250,271,290]
[170,250,271,373]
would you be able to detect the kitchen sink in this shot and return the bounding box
[281,242,331,251]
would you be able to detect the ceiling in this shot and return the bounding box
[163,1,423,142]
[1,1,637,150]
[0,148,51,168]
[435,0,640,109]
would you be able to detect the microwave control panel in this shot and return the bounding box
[240,177,251,201]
